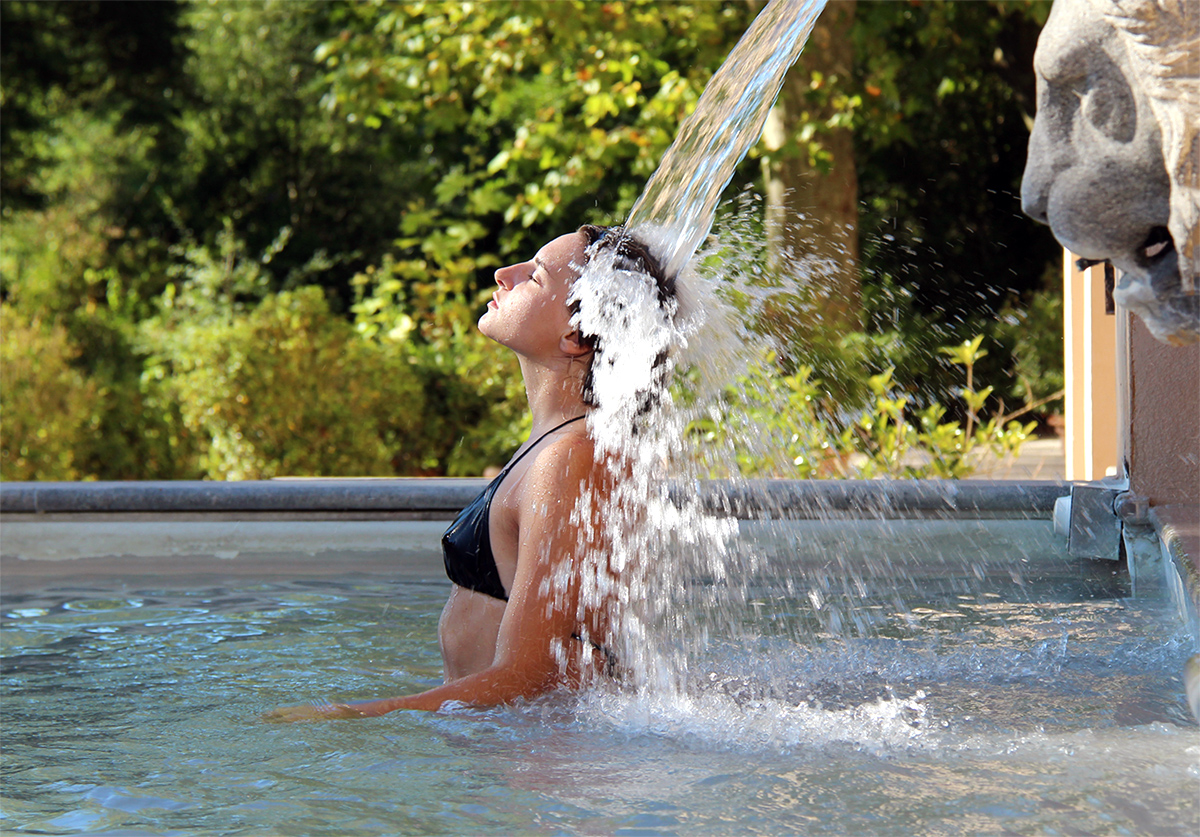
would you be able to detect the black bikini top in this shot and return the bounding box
[441,416,586,601]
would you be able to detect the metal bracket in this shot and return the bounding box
[1067,480,1126,561]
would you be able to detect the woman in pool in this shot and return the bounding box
[267,225,672,720]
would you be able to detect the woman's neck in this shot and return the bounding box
[516,356,589,434]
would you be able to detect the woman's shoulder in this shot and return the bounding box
[521,427,605,492]
[532,426,595,468]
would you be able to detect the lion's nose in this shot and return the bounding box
[1020,126,1054,225]
[1020,167,1050,225]
[1021,184,1049,225]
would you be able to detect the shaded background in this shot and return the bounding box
[1,0,1060,480]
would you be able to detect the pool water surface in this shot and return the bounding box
[2,549,1197,836]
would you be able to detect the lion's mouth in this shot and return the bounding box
[1139,226,1174,265]
[1073,228,1176,274]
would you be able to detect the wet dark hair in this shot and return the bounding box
[571,224,677,410]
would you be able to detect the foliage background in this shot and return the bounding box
[0,0,1059,481]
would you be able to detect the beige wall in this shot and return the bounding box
[1064,253,1120,480]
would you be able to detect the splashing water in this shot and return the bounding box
[571,208,875,698]
[565,0,831,696]
[560,0,1180,751]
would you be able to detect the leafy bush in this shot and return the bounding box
[995,284,1066,407]
[0,0,1064,481]
[0,305,100,480]
[690,336,1037,479]
[137,226,426,479]
[143,285,425,479]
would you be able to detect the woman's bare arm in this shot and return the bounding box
[264,438,602,721]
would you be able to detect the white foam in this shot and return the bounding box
[576,686,934,756]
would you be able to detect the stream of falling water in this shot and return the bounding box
[625,0,829,279]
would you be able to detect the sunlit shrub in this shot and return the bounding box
[0,305,100,480]
[144,285,425,479]
[689,336,1038,479]
[352,255,529,476]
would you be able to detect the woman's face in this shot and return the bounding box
[479,232,589,359]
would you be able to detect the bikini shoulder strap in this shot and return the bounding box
[501,415,587,474]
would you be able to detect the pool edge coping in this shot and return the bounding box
[0,478,1071,519]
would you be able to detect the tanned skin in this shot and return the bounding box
[265,233,613,721]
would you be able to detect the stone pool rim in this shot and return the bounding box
[2,478,1192,617]
[0,478,1071,521]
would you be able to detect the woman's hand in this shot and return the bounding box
[262,700,372,723]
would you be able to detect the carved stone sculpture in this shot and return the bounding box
[1022,0,1198,344]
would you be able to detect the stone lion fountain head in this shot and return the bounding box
[1021,0,1198,344]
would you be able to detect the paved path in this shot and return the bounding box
[972,437,1066,480]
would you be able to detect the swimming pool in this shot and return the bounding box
[2,512,1196,836]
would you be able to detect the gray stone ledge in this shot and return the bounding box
[0,478,1071,519]
[685,479,1071,519]
[0,478,488,516]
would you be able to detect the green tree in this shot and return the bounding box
[315,0,754,295]
[0,0,187,211]
[758,0,861,338]
[170,0,415,299]
[750,0,1059,414]
[314,0,760,471]
[853,0,1057,336]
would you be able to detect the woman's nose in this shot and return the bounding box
[495,261,531,289]
[494,264,517,289]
